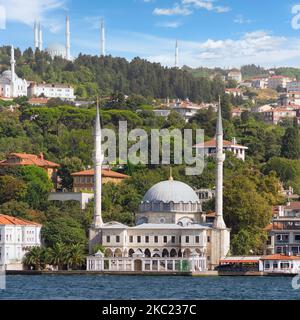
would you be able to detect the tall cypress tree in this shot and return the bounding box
[281,122,300,159]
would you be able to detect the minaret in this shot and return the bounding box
[93,101,104,228]
[66,15,71,60]
[38,23,43,51]
[100,18,106,56]
[34,20,39,49]
[175,40,179,68]
[213,97,227,229]
[10,45,15,97]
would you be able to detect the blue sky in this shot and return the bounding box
[1,0,300,68]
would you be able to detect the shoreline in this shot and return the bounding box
[5,270,296,277]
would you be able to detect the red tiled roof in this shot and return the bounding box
[194,139,248,149]
[71,169,130,179]
[28,98,49,104]
[225,88,242,92]
[0,153,59,168]
[270,76,291,79]
[285,202,300,210]
[0,214,42,226]
[261,254,300,261]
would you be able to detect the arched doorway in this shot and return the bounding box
[134,260,142,271]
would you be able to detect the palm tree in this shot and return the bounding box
[23,247,45,271]
[66,244,86,270]
[47,243,67,270]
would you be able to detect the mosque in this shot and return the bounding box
[86,103,231,273]
[0,46,28,98]
[33,16,72,61]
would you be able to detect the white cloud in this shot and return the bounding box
[0,0,66,32]
[74,29,300,68]
[156,21,182,28]
[153,4,192,16]
[182,0,230,13]
[234,14,252,24]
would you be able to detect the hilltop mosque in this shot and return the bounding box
[87,103,230,273]
[33,16,72,61]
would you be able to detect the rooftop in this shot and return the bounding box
[0,153,59,168]
[0,214,41,226]
[194,138,248,149]
[261,254,300,261]
[71,169,130,179]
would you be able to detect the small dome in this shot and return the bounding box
[142,180,200,204]
[1,70,12,80]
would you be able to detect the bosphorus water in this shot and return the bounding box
[0,275,300,300]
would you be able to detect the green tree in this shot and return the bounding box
[23,246,45,271]
[66,243,86,270]
[281,127,300,159]
[42,216,87,247]
[0,175,27,204]
[19,166,53,210]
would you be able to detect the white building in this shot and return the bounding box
[268,76,294,90]
[0,46,28,98]
[28,83,76,101]
[225,88,243,98]
[287,82,300,93]
[171,100,203,122]
[267,202,300,256]
[227,69,242,83]
[194,138,248,161]
[87,102,230,273]
[251,78,268,89]
[259,254,300,274]
[0,215,42,271]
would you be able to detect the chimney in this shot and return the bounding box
[232,137,237,145]
[39,152,44,160]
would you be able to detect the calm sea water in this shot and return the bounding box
[0,275,300,300]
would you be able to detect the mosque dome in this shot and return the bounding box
[142,179,200,204]
[46,43,66,59]
[0,70,13,80]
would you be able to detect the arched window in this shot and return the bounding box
[162,249,169,258]
[128,249,135,257]
[144,249,151,258]
[170,249,177,257]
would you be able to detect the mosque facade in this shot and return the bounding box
[87,103,230,273]
[0,46,28,99]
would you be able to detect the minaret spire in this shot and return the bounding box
[10,45,15,97]
[66,15,71,60]
[175,40,179,68]
[213,96,227,229]
[93,99,103,228]
[34,20,39,49]
[100,18,106,56]
[38,22,43,51]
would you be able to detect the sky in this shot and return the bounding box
[1,0,300,68]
